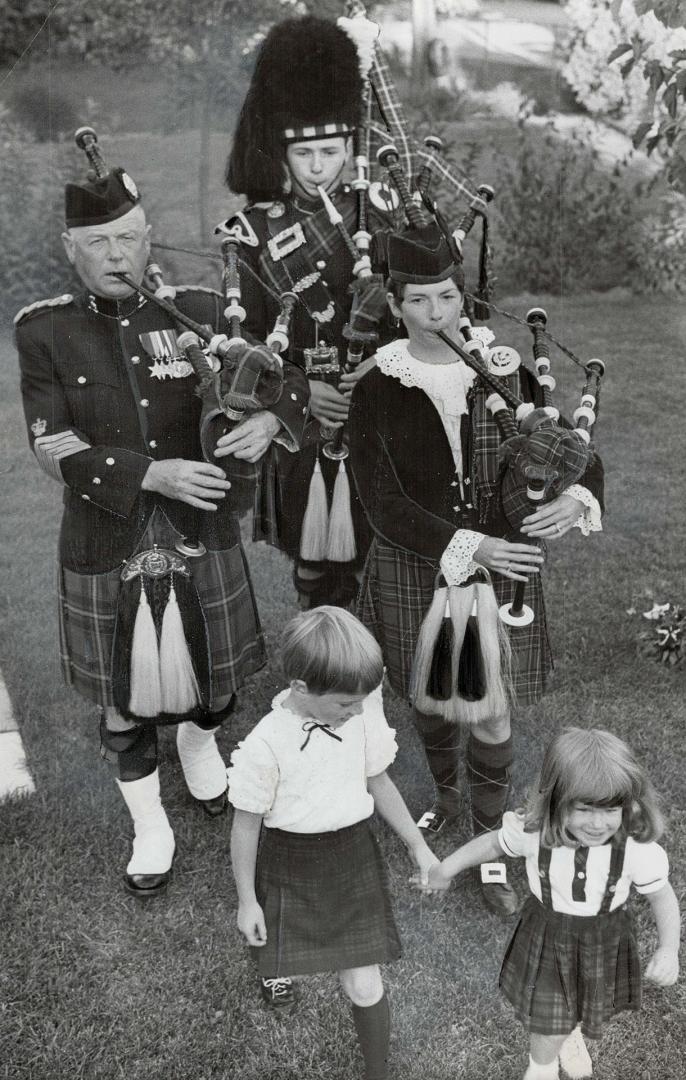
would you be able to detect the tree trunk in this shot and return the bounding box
[411,0,437,88]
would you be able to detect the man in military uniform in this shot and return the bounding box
[16,165,308,896]
[222,14,398,611]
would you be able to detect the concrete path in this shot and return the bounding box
[0,669,35,799]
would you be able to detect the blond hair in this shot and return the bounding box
[281,606,383,695]
[525,727,664,847]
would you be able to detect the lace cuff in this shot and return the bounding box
[566,484,602,536]
[440,529,485,585]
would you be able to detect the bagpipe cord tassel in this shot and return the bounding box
[128,579,163,718]
[159,578,201,714]
[326,459,357,563]
[300,453,329,562]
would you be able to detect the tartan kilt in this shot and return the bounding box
[253,820,401,977]
[357,540,552,708]
[58,519,266,710]
[499,896,641,1039]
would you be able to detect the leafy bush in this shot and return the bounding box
[630,192,686,293]
[4,81,80,142]
[0,118,79,325]
[479,122,652,294]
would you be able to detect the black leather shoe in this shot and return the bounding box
[417,804,460,836]
[479,880,519,917]
[260,977,297,1010]
[195,789,229,817]
[124,869,172,897]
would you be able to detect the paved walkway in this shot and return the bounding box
[0,669,35,799]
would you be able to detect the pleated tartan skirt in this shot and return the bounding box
[357,540,552,708]
[253,820,401,978]
[499,896,642,1039]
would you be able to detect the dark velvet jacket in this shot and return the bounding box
[16,288,309,573]
[349,362,605,568]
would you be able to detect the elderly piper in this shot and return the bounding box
[15,159,309,897]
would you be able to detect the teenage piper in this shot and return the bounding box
[221,13,397,612]
[348,224,605,916]
[15,158,309,897]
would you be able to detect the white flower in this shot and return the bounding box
[642,602,670,620]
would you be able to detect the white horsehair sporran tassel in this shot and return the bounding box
[300,453,329,561]
[159,577,201,713]
[128,578,163,717]
[326,459,356,562]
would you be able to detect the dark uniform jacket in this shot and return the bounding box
[224,185,395,558]
[349,363,605,564]
[16,287,309,574]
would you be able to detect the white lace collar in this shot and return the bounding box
[375,339,476,418]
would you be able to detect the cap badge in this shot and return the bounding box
[121,172,139,202]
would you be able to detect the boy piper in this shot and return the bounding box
[222,14,397,611]
[15,162,308,897]
[229,606,437,1080]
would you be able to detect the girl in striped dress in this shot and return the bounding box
[424,728,680,1080]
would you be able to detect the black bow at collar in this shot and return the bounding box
[299,721,343,752]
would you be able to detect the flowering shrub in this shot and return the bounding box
[563,0,686,131]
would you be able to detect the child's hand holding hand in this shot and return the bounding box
[645,947,679,986]
[237,900,268,947]
[410,840,440,892]
[427,862,453,893]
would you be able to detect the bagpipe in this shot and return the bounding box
[363,124,605,722]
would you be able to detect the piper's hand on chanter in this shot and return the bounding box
[308,379,350,427]
[645,947,679,987]
[141,458,231,510]
[521,493,583,539]
[237,900,268,947]
[214,411,281,463]
[338,356,377,396]
[475,536,544,582]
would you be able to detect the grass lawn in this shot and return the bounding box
[1,291,685,1080]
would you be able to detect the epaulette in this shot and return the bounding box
[14,294,74,326]
[214,209,261,247]
[173,285,224,300]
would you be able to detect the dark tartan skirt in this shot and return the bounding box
[499,896,641,1039]
[357,540,552,708]
[253,819,401,977]
[57,513,266,709]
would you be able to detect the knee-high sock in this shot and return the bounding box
[412,709,461,817]
[466,733,512,836]
[351,994,390,1080]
